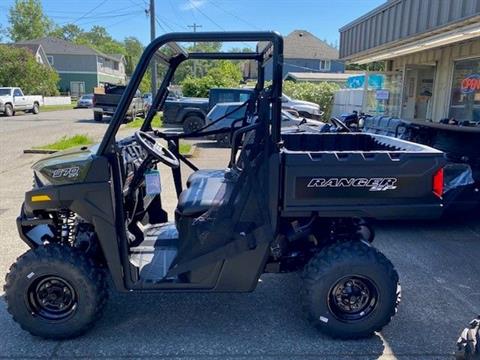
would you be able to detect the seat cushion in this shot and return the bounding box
[177,172,226,216]
[186,169,226,187]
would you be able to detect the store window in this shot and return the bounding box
[449,58,480,123]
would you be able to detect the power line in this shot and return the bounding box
[67,0,109,25]
[187,23,203,33]
[187,0,225,31]
[207,0,261,30]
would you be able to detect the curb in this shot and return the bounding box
[24,149,57,154]
[24,145,198,157]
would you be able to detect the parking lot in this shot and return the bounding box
[0,109,479,359]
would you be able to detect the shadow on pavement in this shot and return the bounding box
[0,274,387,358]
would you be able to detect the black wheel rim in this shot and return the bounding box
[27,276,78,321]
[328,275,378,322]
[185,119,202,133]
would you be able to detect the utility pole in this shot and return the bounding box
[150,0,157,95]
[188,23,202,77]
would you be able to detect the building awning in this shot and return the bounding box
[339,0,480,64]
[284,72,357,82]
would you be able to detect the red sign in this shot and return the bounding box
[461,74,480,94]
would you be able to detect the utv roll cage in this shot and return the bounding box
[98,31,284,155]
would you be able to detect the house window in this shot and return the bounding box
[47,55,54,65]
[113,61,119,70]
[449,57,480,123]
[319,60,331,71]
[98,57,104,68]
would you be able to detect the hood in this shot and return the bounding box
[291,99,320,108]
[32,144,99,186]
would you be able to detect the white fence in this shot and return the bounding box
[42,96,71,106]
[331,88,364,117]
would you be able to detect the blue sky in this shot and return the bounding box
[0,0,384,46]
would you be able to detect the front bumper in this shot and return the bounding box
[17,203,54,248]
[0,103,5,113]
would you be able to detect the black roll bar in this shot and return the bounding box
[97,31,283,155]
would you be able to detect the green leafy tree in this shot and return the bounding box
[49,24,83,42]
[282,81,340,119]
[75,26,125,55]
[124,36,144,76]
[8,0,53,41]
[181,60,242,97]
[0,45,59,95]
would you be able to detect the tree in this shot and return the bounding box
[75,26,125,55]
[181,60,242,97]
[0,45,59,95]
[124,36,144,76]
[8,0,53,41]
[49,24,83,42]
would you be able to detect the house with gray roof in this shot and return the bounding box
[10,43,51,68]
[253,30,345,80]
[16,37,126,96]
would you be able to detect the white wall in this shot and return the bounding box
[332,88,364,116]
[42,96,71,106]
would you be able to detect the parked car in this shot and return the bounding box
[93,84,144,122]
[205,102,326,145]
[163,87,252,133]
[76,94,94,108]
[281,93,324,120]
[0,87,40,116]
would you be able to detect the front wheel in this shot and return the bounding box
[4,103,14,117]
[4,244,108,339]
[302,241,399,339]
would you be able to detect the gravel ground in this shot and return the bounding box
[0,109,478,359]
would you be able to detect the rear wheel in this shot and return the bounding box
[183,115,204,134]
[4,244,108,339]
[32,102,40,114]
[215,133,231,147]
[302,241,399,339]
[4,103,14,117]
[94,112,103,122]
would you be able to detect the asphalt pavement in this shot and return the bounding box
[0,109,479,359]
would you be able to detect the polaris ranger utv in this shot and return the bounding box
[5,32,446,340]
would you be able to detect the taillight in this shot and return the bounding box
[433,168,444,198]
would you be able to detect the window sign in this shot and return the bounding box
[461,74,480,94]
[376,89,390,100]
[449,58,480,122]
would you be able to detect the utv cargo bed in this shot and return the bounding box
[280,133,446,219]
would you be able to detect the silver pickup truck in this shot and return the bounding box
[0,87,40,116]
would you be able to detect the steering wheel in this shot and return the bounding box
[330,117,352,132]
[134,131,180,168]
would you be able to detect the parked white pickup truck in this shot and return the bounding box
[0,87,41,116]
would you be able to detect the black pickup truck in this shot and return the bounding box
[163,87,253,132]
[93,84,145,122]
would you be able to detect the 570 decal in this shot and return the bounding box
[307,177,398,192]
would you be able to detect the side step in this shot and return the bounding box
[129,223,178,282]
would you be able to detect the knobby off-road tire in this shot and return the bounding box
[302,241,400,339]
[4,244,109,339]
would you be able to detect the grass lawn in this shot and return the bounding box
[124,113,163,129]
[33,134,93,151]
[40,102,76,112]
[178,143,192,155]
